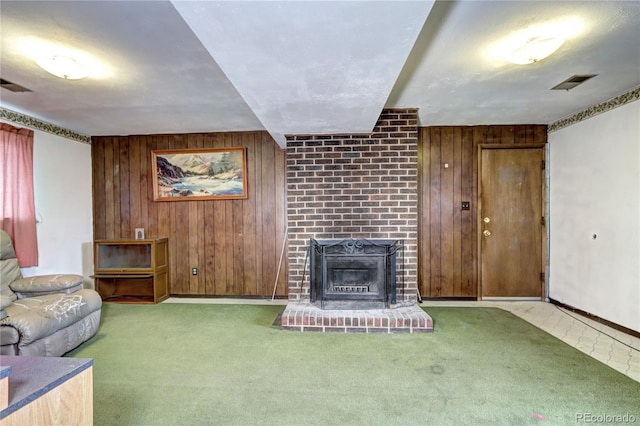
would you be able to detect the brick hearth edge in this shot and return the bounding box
[280,303,433,334]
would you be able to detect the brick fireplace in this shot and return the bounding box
[281,108,432,333]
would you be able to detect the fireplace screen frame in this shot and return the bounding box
[309,238,404,310]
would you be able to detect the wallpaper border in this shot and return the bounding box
[548,86,640,133]
[0,107,91,144]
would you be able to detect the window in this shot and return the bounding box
[0,123,38,266]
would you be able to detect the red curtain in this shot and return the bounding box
[0,123,38,267]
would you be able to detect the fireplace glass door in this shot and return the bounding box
[310,238,400,310]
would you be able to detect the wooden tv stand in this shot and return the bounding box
[93,238,169,304]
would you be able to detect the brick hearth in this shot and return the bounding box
[281,303,433,333]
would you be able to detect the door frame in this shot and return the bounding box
[477,144,548,300]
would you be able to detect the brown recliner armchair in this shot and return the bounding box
[0,230,102,356]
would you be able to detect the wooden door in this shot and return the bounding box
[479,147,545,298]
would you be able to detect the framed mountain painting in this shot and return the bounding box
[151,147,248,201]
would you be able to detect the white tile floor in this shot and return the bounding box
[163,297,640,383]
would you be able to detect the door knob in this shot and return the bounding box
[483,217,491,223]
[483,230,491,237]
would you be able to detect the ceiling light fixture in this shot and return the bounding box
[488,17,584,66]
[36,55,88,80]
[505,36,565,65]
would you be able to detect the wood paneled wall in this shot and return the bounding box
[418,125,547,298]
[91,131,288,297]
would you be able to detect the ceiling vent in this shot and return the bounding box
[0,78,32,93]
[551,74,597,91]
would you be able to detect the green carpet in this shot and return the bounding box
[68,303,640,426]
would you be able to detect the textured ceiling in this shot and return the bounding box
[1,1,639,148]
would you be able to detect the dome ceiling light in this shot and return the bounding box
[505,36,565,65]
[489,17,584,66]
[36,55,89,80]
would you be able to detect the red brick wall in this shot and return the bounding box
[286,108,419,306]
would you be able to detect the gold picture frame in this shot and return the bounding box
[151,147,248,201]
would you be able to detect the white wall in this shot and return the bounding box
[549,100,640,332]
[1,122,94,283]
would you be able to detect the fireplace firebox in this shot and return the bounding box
[310,238,401,310]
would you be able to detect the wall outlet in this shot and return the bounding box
[192,267,198,276]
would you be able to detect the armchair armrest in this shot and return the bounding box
[9,274,84,299]
[0,295,12,319]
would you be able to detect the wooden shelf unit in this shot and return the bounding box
[93,238,169,304]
